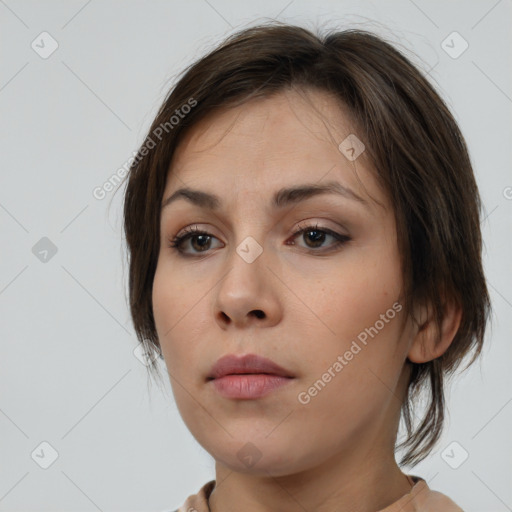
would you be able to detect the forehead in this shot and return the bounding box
[165,88,384,210]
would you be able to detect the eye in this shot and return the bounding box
[168,225,223,255]
[167,222,351,257]
[287,222,351,252]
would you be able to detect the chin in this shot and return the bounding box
[197,431,316,476]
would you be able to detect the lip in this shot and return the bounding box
[207,353,294,379]
[207,353,294,399]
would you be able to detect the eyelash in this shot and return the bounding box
[167,222,351,257]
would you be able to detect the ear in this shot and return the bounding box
[407,298,462,363]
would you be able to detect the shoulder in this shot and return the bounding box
[411,478,464,511]
[421,488,464,511]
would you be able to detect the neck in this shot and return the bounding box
[208,448,412,512]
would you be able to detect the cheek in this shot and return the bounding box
[312,250,402,342]
[294,300,406,434]
[152,263,195,361]
[152,265,175,334]
[296,241,405,404]
[152,268,209,421]
[152,258,219,393]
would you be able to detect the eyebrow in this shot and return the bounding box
[161,180,367,212]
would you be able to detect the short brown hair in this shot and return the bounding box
[121,21,490,466]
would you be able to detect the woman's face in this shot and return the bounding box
[153,88,415,475]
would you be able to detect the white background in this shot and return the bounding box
[0,1,511,511]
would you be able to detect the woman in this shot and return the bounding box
[122,21,490,511]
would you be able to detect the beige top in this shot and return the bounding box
[172,475,464,511]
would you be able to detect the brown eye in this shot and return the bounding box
[168,226,222,255]
[301,228,327,248]
[289,223,351,252]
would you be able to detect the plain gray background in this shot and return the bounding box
[1,1,511,511]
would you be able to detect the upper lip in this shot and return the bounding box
[207,353,294,380]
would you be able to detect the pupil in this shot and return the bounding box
[192,235,210,251]
[306,230,325,247]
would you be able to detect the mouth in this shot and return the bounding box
[207,353,294,380]
[206,372,292,380]
[207,353,295,399]
[208,374,294,399]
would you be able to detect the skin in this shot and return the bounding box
[152,87,461,512]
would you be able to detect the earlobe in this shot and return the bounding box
[407,299,462,364]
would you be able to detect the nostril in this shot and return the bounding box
[252,310,265,319]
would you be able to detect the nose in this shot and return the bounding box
[212,240,282,330]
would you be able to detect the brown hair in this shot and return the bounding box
[121,21,490,466]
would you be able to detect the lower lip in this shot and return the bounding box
[210,374,293,399]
